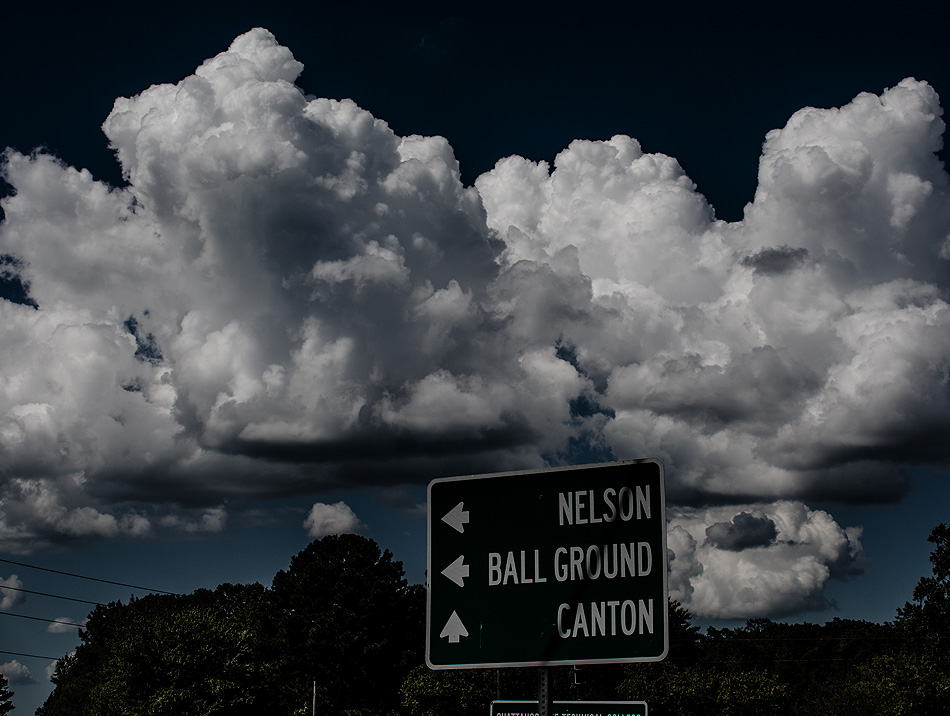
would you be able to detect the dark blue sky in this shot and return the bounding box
[5,3,947,222]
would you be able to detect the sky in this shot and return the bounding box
[2,2,950,711]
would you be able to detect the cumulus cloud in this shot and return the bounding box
[0,574,25,610]
[303,501,364,538]
[45,617,85,634]
[479,80,950,505]
[669,503,865,619]
[0,476,151,549]
[0,28,511,548]
[0,659,34,685]
[1,29,948,617]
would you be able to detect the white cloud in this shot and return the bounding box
[0,659,35,685]
[667,502,864,619]
[0,574,24,610]
[303,501,365,538]
[45,617,85,634]
[0,477,152,543]
[478,76,950,505]
[0,28,504,545]
[479,135,722,305]
[0,27,948,617]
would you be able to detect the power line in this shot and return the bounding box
[0,584,102,606]
[0,612,85,628]
[0,557,178,595]
[0,648,62,661]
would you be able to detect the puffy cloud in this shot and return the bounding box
[45,617,85,634]
[0,28,948,618]
[478,76,950,505]
[303,501,365,538]
[0,574,25,610]
[0,659,34,685]
[479,135,723,306]
[0,477,152,546]
[746,79,949,286]
[1,28,508,535]
[668,503,864,619]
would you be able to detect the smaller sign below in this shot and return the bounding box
[490,701,647,716]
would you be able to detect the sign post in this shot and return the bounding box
[426,459,667,669]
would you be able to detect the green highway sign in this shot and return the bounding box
[490,701,648,716]
[426,459,667,668]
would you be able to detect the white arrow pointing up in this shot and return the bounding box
[441,502,470,533]
[441,555,470,587]
[440,611,469,643]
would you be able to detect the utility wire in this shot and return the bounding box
[0,557,178,595]
[0,612,85,628]
[0,648,62,661]
[0,584,102,606]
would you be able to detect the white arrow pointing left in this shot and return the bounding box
[441,502,469,533]
[441,555,470,587]
[440,611,469,643]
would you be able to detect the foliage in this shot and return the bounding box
[37,535,423,716]
[35,523,950,716]
[827,650,950,716]
[621,663,790,716]
[400,665,497,716]
[616,602,790,716]
[665,599,702,664]
[37,582,277,716]
[0,672,13,715]
[704,617,899,690]
[896,522,949,662]
[269,533,425,715]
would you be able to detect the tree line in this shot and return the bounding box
[7,523,947,715]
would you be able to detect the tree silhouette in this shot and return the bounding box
[271,533,425,715]
[37,584,280,715]
[0,672,14,715]
[897,523,949,648]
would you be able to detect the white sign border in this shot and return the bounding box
[426,458,668,669]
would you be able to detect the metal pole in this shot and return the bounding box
[538,666,553,716]
[313,679,316,716]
